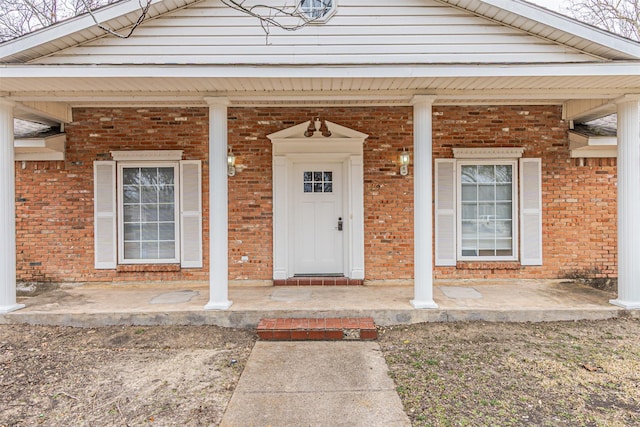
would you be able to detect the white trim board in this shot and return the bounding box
[111,150,183,161]
[268,120,368,280]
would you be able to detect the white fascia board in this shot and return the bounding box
[569,131,617,158]
[14,133,66,161]
[470,0,640,59]
[2,62,640,79]
[569,146,617,158]
[0,0,177,61]
[14,133,65,148]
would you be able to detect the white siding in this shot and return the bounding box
[34,0,597,65]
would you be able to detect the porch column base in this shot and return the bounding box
[609,299,640,310]
[0,303,25,314]
[410,299,438,309]
[204,300,233,310]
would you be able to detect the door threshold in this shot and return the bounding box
[294,274,344,278]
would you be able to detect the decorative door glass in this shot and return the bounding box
[303,171,333,193]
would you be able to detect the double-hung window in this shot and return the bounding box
[93,151,202,269]
[458,161,517,260]
[119,164,179,264]
[435,148,542,267]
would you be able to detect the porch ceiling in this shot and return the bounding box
[3,64,640,108]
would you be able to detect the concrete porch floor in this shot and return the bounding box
[1,279,635,328]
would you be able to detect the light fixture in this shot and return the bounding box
[304,117,332,138]
[319,119,332,137]
[227,147,236,177]
[304,119,316,137]
[399,149,410,176]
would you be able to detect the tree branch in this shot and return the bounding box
[80,0,152,39]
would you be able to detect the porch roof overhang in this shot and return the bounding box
[2,63,640,114]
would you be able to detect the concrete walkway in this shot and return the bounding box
[219,341,410,427]
[1,279,634,328]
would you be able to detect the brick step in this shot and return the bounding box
[257,317,377,341]
[273,277,363,286]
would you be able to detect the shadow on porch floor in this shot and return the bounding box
[2,279,634,329]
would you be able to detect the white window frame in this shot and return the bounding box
[117,162,181,265]
[456,159,519,262]
[298,0,337,22]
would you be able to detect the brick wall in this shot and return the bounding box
[227,107,415,280]
[16,108,210,282]
[15,105,617,283]
[432,105,617,279]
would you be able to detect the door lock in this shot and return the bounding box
[337,217,343,231]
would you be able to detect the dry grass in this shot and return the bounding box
[0,325,256,426]
[379,318,640,426]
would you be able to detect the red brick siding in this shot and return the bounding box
[16,108,211,282]
[432,105,617,279]
[226,107,415,280]
[15,105,617,282]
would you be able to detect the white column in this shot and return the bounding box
[411,95,438,309]
[611,95,640,309]
[0,99,24,313]
[204,98,232,310]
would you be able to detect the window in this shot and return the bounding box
[119,164,179,264]
[93,153,202,270]
[303,171,333,193]
[299,0,336,21]
[434,149,542,267]
[458,161,516,260]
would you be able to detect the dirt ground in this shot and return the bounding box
[379,318,640,427]
[2,318,639,427]
[0,325,256,426]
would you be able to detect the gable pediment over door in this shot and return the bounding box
[268,119,368,155]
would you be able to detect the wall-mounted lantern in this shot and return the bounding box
[399,149,410,176]
[227,147,236,177]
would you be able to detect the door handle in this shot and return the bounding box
[337,217,343,231]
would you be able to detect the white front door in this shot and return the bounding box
[292,162,344,275]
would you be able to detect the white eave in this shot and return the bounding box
[14,133,66,161]
[0,0,201,64]
[1,0,640,64]
[445,0,640,60]
[568,131,617,158]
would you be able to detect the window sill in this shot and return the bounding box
[116,264,181,273]
[456,262,521,270]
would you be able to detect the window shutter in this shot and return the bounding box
[435,159,457,266]
[180,160,203,268]
[94,161,117,269]
[520,158,542,265]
